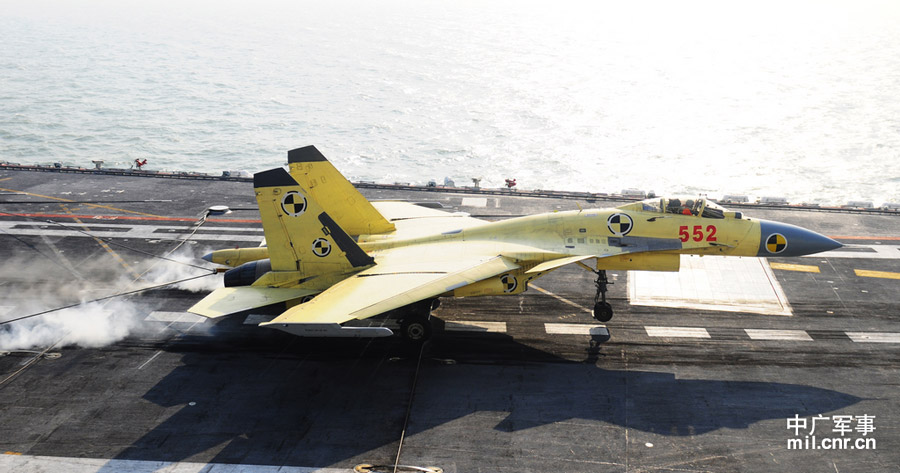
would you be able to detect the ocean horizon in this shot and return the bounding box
[2,0,899,206]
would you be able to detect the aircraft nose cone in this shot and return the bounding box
[201,252,214,262]
[757,220,843,257]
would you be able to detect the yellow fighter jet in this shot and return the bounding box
[189,146,842,342]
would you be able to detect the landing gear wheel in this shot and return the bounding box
[400,316,432,343]
[592,301,613,322]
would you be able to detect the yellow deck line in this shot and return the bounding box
[854,269,900,280]
[769,263,820,273]
[59,205,144,280]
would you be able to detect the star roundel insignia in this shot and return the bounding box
[501,273,518,293]
[311,238,331,257]
[766,233,787,254]
[281,191,307,217]
[607,213,633,236]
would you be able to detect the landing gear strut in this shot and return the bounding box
[591,270,613,322]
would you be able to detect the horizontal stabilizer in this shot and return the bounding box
[188,287,318,318]
[264,323,393,338]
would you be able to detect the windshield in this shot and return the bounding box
[639,199,663,212]
[701,200,726,219]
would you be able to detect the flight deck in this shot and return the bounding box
[0,166,898,472]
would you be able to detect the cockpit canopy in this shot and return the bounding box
[636,197,729,219]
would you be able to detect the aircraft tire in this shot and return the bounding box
[400,316,432,343]
[592,302,613,322]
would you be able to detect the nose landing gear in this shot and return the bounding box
[591,270,613,322]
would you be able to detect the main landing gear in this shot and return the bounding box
[400,316,432,343]
[399,298,441,343]
[591,270,613,323]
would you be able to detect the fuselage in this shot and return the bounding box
[208,198,841,284]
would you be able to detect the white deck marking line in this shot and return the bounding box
[645,326,711,338]
[0,221,262,232]
[137,350,162,370]
[139,313,208,370]
[460,197,488,207]
[530,284,592,313]
[0,221,263,242]
[445,321,507,333]
[760,258,792,315]
[145,311,207,324]
[545,323,609,336]
[0,453,346,473]
[845,332,900,343]
[744,329,813,341]
[803,244,900,260]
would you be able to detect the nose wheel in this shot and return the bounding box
[591,270,613,322]
[592,301,613,322]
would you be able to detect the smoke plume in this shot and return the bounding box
[0,247,219,352]
[0,299,149,351]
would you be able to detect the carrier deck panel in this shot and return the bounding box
[0,168,898,472]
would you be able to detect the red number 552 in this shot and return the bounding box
[679,225,717,242]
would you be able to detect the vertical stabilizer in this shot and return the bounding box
[287,146,396,236]
[253,168,375,276]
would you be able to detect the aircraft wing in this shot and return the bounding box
[259,250,519,336]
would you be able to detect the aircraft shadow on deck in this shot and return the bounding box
[106,332,861,469]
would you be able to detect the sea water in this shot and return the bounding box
[2,0,899,205]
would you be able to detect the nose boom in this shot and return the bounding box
[756,220,842,257]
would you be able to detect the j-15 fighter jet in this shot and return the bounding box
[189,146,842,342]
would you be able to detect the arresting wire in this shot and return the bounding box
[0,272,216,326]
[0,207,220,391]
[0,226,87,279]
[0,207,219,328]
[0,210,213,271]
[393,341,428,473]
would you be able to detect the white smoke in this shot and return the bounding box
[0,248,221,352]
[141,247,222,293]
[0,299,151,351]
